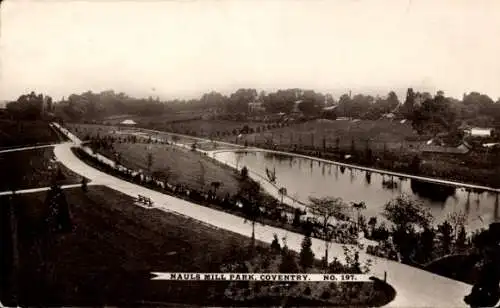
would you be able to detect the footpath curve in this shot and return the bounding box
[51,124,473,308]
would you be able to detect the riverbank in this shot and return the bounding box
[71,146,359,247]
[211,147,500,193]
[224,143,500,190]
[120,121,500,191]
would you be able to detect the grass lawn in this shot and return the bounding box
[228,119,423,153]
[0,185,257,306]
[101,142,243,197]
[0,120,65,148]
[151,119,264,138]
[0,147,83,191]
[64,123,246,196]
[0,185,394,307]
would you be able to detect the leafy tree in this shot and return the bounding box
[210,181,222,196]
[299,234,315,271]
[402,88,415,118]
[337,94,352,118]
[292,208,302,227]
[44,183,72,234]
[416,226,436,263]
[437,220,453,255]
[383,194,433,232]
[455,225,468,252]
[308,196,348,266]
[279,245,299,273]
[386,91,400,111]
[411,94,457,136]
[383,194,433,261]
[368,216,377,230]
[228,88,258,113]
[238,180,262,251]
[271,234,281,254]
[240,166,249,180]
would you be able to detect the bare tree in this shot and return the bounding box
[308,196,348,267]
[351,201,367,233]
[146,152,153,172]
[447,211,467,240]
[278,187,287,206]
[198,161,206,189]
[239,181,263,252]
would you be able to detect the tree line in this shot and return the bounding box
[5,88,500,134]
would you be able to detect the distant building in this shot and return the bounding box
[422,143,470,155]
[464,127,493,137]
[288,100,304,117]
[382,113,395,119]
[321,105,337,119]
[248,102,266,114]
[120,119,137,125]
[322,105,337,112]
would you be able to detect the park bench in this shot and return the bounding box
[137,194,154,208]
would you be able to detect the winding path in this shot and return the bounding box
[0,183,97,196]
[0,144,58,154]
[51,123,475,308]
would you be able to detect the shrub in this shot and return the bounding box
[271,234,281,254]
[321,290,331,300]
[303,286,311,296]
[279,249,299,273]
[299,234,314,270]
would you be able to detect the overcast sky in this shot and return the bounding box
[1,0,500,102]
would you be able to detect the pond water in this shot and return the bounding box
[213,151,500,231]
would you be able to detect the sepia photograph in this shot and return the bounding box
[1,0,500,307]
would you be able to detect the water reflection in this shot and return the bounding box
[465,192,471,215]
[410,179,456,205]
[214,151,498,229]
[495,194,499,221]
[365,171,372,185]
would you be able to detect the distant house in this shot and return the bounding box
[291,100,303,114]
[248,102,266,114]
[322,105,337,111]
[422,141,471,155]
[382,113,395,119]
[321,105,337,119]
[120,119,137,125]
[464,127,493,137]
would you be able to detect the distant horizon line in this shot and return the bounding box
[2,85,499,103]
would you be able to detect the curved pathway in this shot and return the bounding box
[51,123,474,308]
[0,183,97,196]
[0,144,58,154]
